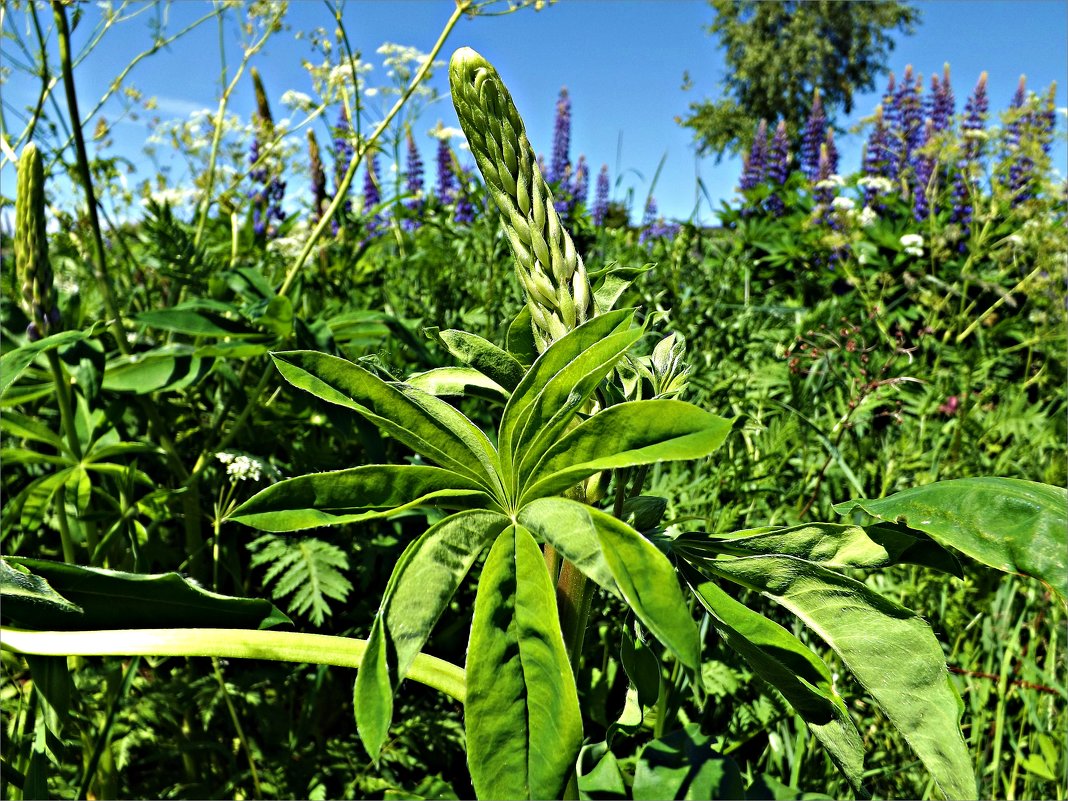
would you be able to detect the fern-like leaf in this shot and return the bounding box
[248,534,352,626]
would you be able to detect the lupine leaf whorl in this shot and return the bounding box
[449,47,592,350]
[15,143,58,341]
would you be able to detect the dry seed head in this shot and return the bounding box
[449,47,592,350]
[15,143,58,341]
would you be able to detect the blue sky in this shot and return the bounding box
[4,0,1067,225]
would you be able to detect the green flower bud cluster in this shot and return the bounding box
[14,143,60,342]
[449,47,592,350]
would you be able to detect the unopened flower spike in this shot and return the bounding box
[15,143,60,341]
[449,47,592,349]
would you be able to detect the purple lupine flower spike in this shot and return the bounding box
[453,165,475,225]
[801,89,826,180]
[247,69,285,239]
[913,118,936,221]
[403,128,424,231]
[824,128,839,177]
[951,72,989,250]
[933,64,955,133]
[862,105,891,210]
[549,87,571,186]
[739,119,769,192]
[332,107,354,234]
[592,164,610,227]
[308,129,328,223]
[897,67,924,170]
[572,155,589,208]
[766,120,790,217]
[360,151,384,242]
[436,135,455,204]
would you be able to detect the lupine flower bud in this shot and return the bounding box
[15,143,60,341]
[592,164,610,227]
[450,47,592,348]
[801,89,826,180]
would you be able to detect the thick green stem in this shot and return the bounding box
[1,627,466,704]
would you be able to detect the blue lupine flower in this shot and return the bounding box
[801,90,826,180]
[247,78,286,239]
[549,87,571,186]
[436,135,455,204]
[932,64,956,133]
[453,165,476,225]
[824,128,839,178]
[592,164,610,227]
[739,119,768,192]
[951,73,988,250]
[862,105,892,210]
[308,129,328,223]
[912,119,936,221]
[403,128,424,231]
[360,151,384,242]
[639,195,679,247]
[332,107,354,233]
[765,120,790,217]
[572,155,589,208]
[896,66,924,170]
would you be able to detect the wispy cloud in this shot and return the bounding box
[153,95,211,119]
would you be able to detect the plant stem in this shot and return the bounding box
[212,657,264,800]
[1,627,467,704]
[51,0,125,353]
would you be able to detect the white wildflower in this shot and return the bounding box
[831,196,855,212]
[280,90,313,112]
[858,206,878,227]
[430,126,466,142]
[857,175,894,194]
[216,452,263,482]
[900,233,924,257]
[1005,233,1025,248]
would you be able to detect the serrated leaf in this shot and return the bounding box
[248,535,352,626]
[466,525,582,800]
[520,400,732,503]
[229,464,489,532]
[703,554,976,800]
[355,509,510,760]
[834,478,1067,605]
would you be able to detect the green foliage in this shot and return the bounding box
[248,534,354,626]
[682,0,920,156]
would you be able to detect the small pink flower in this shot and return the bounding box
[939,396,960,415]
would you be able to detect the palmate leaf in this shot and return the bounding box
[701,554,977,800]
[228,464,490,532]
[834,478,1068,606]
[466,525,583,800]
[271,351,503,492]
[248,535,353,626]
[355,509,510,761]
[680,565,867,796]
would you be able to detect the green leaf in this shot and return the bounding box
[135,301,258,336]
[355,510,510,761]
[405,367,508,401]
[434,328,526,391]
[102,347,213,394]
[0,558,83,619]
[506,304,538,366]
[499,309,634,477]
[522,499,700,669]
[466,525,582,800]
[674,522,961,575]
[2,557,290,630]
[509,322,643,485]
[271,351,502,491]
[834,478,1068,605]
[703,555,976,800]
[229,464,489,532]
[681,565,866,795]
[631,723,744,800]
[0,327,101,398]
[521,400,732,503]
[577,742,628,800]
[0,410,66,451]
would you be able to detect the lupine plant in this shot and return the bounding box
[5,38,1066,801]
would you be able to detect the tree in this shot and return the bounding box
[680,0,920,159]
